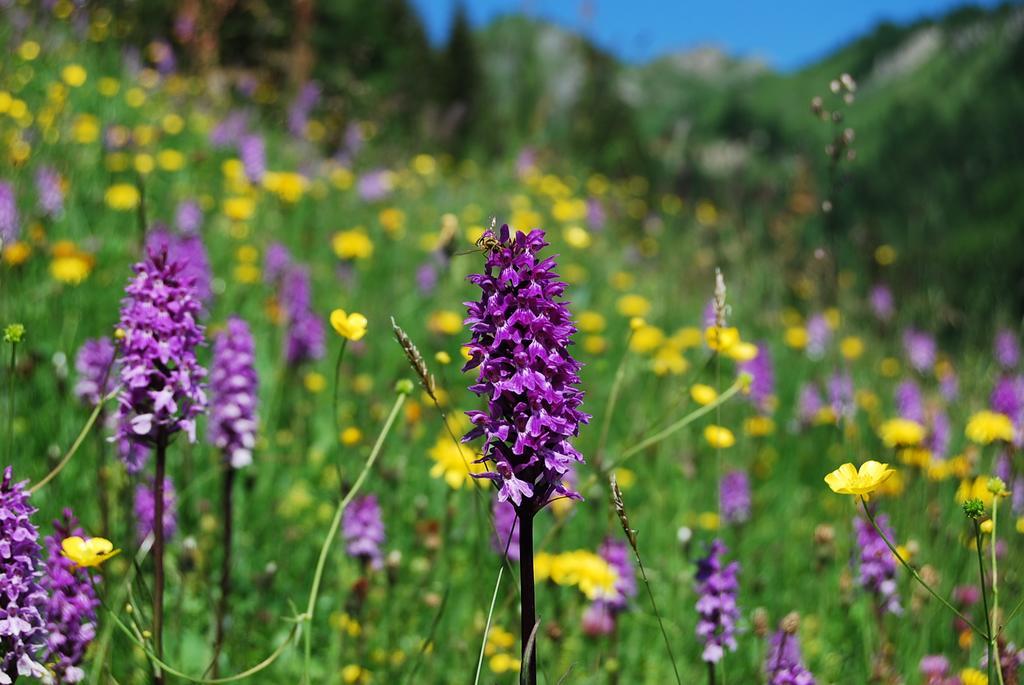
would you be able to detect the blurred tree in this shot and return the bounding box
[435,3,484,156]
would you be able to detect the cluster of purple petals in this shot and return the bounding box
[115,249,207,472]
[805,315,830,360]
[73,337,117,407]
[490,498,520,562]
[41,510,99,684]
[133,478,177,544]
[175,200,202,236]
[0,181,18,243]
[903,329,937,374]
[0,467,47,682]
[264,242,293,285]
[239,134,266,184]
[796,383,823,425]
[765,629,815,685]
[869,285,894,322]
[927,409,952,458]
[209,110,250,148]
[342,494,385,569]
[209,317,259,468]
[145,227,213,304]
[581,538,636,637]
[991,376,1024,446]
[356,169,392,203]
[939,368,959,402]
[720,470,751,525]
[35,166,64,218]
[828,372,855,423]
[281,265,325,365]
[739,344,774,413]
[288,82,320,138]
[853,514,901,615]
[694,539,740,663]
[894,380,925,423]
[995,330,1020,370]
[461,226,590,510]
[919,655,954,684]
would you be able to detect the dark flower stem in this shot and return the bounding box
[212,466,237,677]
[519,508,538,685]
[707,661,716,685]
[153,435,167,685]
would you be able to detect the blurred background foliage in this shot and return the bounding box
[123,0,1023,326]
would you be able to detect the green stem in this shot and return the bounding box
[974,520,994,682]
[7,339,16,462]
[991,501,1006,685]
[616,377,744,464]
[634,545,682,685]
[860,498,987,638]
[301,392,406,682]
[29,388,118,494]
[332,339,349,439]
[594,330,633,471]
[472,565,504,685]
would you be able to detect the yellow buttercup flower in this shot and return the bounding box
[616,294,650,318]
[263,171,307,203]
[61,64,87,87]
[726,341,758,362]
[332,229,374,260]
[340,427,362,446]
[104,183,140,211]
[824,460,896,500]
[427,310,462,336]
[330,309,368,341]
[958,668,987,685]
[840,336,864,360]
[690,384,718,406]
[428,434,487,490]
[2,241,31,266]
[784,326,808,349]
[630,324,665,354]
[705,326,740,353]
[877,418,926,448]
[61,536,120,568]
[489,653,520,674]
[304,372,326,394]
[576,310,605,334]
[651,347,688,376]
[704,425,735,449]
[744,415,775,437]
[50,251,94,285]
[223,196,255,222]
[965,410,1014,445]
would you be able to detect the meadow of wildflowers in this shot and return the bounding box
[1,3,1023,685]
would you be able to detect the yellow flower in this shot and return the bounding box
[2,241,31,266]
[340,427,362,446]
[489,653,520,674]
[744,416,775,437]
[378,207,406,236]
[435,351,451,365]
[340,664,369,684]
[162,113,184,134]
[61,64,87,87]
[233,264,260,284]
[104,183,140,211]
[584,335,608,356]
[651,346,688,376]
[332,229,374,260]
[304,372,326,394]
[690,384,718,406]
[223,197,255,222]
[330,309,368,341]
[705,326,740,353]
[616,294,650,318]
[17,41,40,61]
[428,310,462,336]
[955,476,994,508]
[630,324,664,354]
[965,410,1014,445]
[824,461,896,499]
[72,114,100,144]
[879,357,900,377]
[784,326,808,349]
[959,667,987,685]
[704,425,735,449]
[263,171,307,203]
[877,418,926,448]
[50,251,94,285]
[428,434,487,489]
[134,153,155,175]
[61,536,120,568]
[697,511,720,531]
[576,310,605,334]
[875,244,897,266]
[840,336,864,360]
[563,225,591,249]
[726,341,758,362]
[157,149,185,172]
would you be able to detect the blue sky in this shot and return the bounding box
[409,0,1009,70]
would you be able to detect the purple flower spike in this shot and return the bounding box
[854,514,901,615]
[461,225,590,512]
[869,285,894,322]
[209,317,259,468]
[342,494,385,569]
[145,227,213,305]
[902,329,937,374]
[175,200,203,236]
[73,337,117,407]
[114,249,207,470]
[134,478,177,544]
[720,470,751,526]
[0,181,19,243]
[282,265,325,366]
[996,329,1020,370]
[42,510,100,684]
[35,166,64,218]
[239,134,266,184]
[739,343,774,413]
[694,539,740,664]
[894,380,924,423]
[765,628,816,685]
[0,466,48,682]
